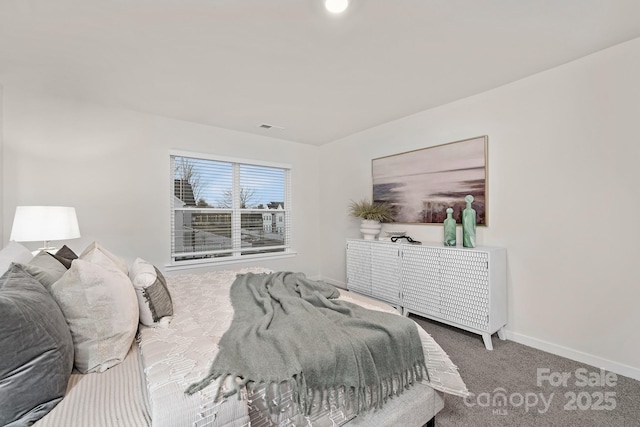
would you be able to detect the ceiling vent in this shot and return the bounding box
[258,123,284,130]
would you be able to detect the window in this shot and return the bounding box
[170,151,292,265]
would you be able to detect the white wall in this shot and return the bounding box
[319,38,640,379]
[2,89,322,275]
[2,36,638,381]
[0,84,3,244]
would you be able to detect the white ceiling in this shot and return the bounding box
[2,1,640,145]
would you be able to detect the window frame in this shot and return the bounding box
[168,150,294,268]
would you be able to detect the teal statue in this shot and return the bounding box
[462,195,476,248]
[444,207,456,246]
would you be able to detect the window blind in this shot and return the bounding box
[170,153,292,264]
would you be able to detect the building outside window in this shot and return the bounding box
[170,151,292,265]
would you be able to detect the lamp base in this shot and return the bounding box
[37,240,58,254]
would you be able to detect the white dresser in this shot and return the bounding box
[346,239,507,350]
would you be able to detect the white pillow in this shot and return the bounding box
[79,241,128,275]
[50,259,139,373]
[0,241,34,275]
[129,258,173,327]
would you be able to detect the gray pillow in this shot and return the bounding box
[129,258,173,327]
[18,251,68,291]
[0,263,74,426]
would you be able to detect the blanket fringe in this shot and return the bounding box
[299,359,428,415]
[184,372,219,395]
[186,360,427,417]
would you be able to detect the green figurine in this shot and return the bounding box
[462,195,476,248]
[444,207,456,246]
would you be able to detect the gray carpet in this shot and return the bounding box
[411,315,640,427]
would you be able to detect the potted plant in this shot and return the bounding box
[349,199,394,240]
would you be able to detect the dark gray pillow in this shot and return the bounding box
[147,267,173,322]
[51,245,78,269]
[0,263,74,426]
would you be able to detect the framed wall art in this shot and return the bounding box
[372,136,487,225]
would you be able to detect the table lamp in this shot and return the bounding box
[10,206,81,252]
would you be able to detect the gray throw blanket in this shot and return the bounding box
[185,271,427,414]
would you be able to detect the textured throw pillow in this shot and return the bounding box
[0,241,34,275]
[0,264,74,426]
[50,259,139,373]
[79,241,128,275]
[19,251,68,291]
[51,245,78,269]
[129,258,173,327]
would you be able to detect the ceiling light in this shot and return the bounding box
[325,0,349,14]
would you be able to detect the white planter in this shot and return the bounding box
[360,219,382,240]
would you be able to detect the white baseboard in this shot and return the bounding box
[504,330,640,381]
[316,275,640,382]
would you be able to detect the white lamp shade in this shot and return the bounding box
[10,206,81,242]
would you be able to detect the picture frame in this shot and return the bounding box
[372,136,488,225]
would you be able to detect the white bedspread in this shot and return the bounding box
[138,269,468,427]
[34,344,151,427]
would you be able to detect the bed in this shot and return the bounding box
[0,242,468,427]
